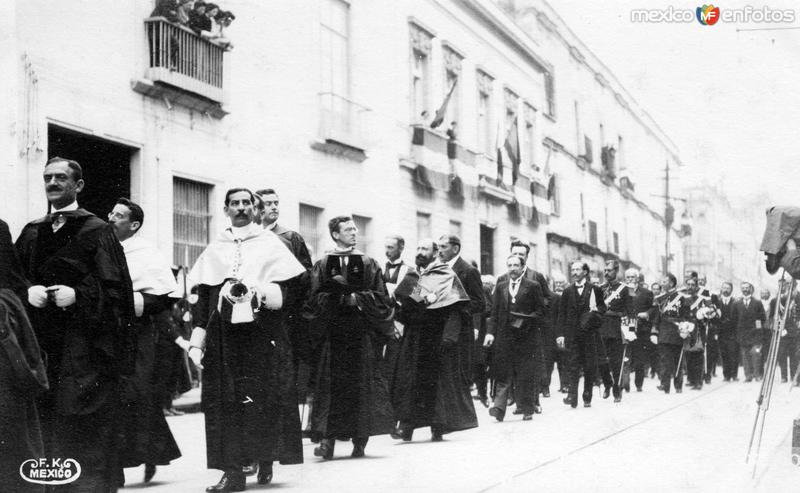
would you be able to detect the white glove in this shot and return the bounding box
[782,329,788,337]
[51,285,76,308]
[393,320,404,338]
[175,337,191,351]
[556,336,565,349]
[624,330,636,342]
[27,285,48,308]
[133,292,144,317]
[637,311,650,320]
[650,335,658,345]
[257,282,283,310]
[188,347,204,369]
[483,334,495,347]
[424,293,437,304]
[474,329,479,341]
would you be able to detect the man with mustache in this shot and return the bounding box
[387,239,477,441]
[598,259,633,402]
[187,188,306,491]
[15,157,136,491]
[556,261,606,408]
[626,269,657,392]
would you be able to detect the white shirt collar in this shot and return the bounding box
[446,253,461,268]
[266,221,278,231]
[335,245,354,253]
[228,223,259,239]
[387,258,404,266]
[575,279,586,288]
[52,201,79,213]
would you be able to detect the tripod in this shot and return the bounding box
[745,272,796,477]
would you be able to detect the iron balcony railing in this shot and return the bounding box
[145,17,224,102]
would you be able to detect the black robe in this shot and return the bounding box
[15,209,135,491]
[0,219,47,493]
[303,251,395,440]
[195,282,303,470]
[119,294,182,468]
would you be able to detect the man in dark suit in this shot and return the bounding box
[547,275,569,394]
[733,282,767,382]
[717,281,739,381]
[653,273,691,394]
[498,240,554,398]
[627,269,656,392]
[438,235,486,381]
[484,255,546,421]
[556,261,606,408]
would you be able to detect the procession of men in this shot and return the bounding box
[2,156,799,492]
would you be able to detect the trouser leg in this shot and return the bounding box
[604,337,624,398]
[492,379,511,413]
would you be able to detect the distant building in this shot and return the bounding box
[2,0,682,282]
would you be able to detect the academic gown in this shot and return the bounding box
[15,209,135,492]
[389,263,478,433]
[303,251,396,440]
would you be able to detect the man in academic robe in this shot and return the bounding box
[108,198,182,485]
[485,254,546,421]
[653,273,692,394]
[626,269,656,392]
[380,235,411,378]
[1,218,49,493]
[255,188,314,436]
[303,216,395,460]
[15,157,136,492]
[598,260,633,402]
[717,281,739,381]
[388,239,477,441]
[187,188,305,492]
[732,281,767,382]
[556,261,607,408]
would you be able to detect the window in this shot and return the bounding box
[411,52,429,122]
[523,103,536,168]
[476,70,493,155]
[480,224,495,275]
[588,220,598,247]
[299,203,325,261]
[544,71,556,117]
[320,0,349,98]
[449,220,462,238]
[443,46,462,127]
[613,232,620,254]
[416,212,431,241]
[547,173,560,216]
[583,135,594,163]
[173,178,212,267]
[353,214,371,255]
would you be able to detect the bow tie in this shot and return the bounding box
[49,213,67,232]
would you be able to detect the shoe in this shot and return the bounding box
[603,387,611,399]
[745,378,753,383]
[489,407,505,422]
[583,401,591,408]
[691,384,702,391]
[391,426,413,441]
[431,427,444,442]
[613,396,622,403]
[559,387,569,393]
[512,407,523,415]
[636,387,643,392]
[733,377,739,382]
[481,397,490,408]
[206,472,246,492]
[351,438,367,458]
[257,462,273,484]
[242,461,258,476]
[623,385,630,393]
[563,396,577,408]
[144,464,156,483]
[522,414,533,421]
[675,388,683,393]
[704,376,712,384]
[542,389,551,398]
[314,439,335,460]
[533,405,542,414]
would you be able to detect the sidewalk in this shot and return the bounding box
[171,386,202,414]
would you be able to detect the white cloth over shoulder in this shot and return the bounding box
[188,223,305,287]
[122,235,179,296]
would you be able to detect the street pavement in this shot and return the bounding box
[122,378,800,492]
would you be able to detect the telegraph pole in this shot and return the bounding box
[665,159,670,275]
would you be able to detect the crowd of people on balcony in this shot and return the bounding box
[151,0,235,50]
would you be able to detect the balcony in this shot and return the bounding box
[311,92,370,161]
[131,18,227,118]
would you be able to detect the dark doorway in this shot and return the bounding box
[480,224,495,275]
[47,125,133,217]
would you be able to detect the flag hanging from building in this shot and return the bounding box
[504,116,520,185]
[430,80,457,129]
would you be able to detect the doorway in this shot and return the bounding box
[480,224,495,275]
[47,125,133,217]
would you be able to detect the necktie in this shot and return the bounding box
[51,214,66,233]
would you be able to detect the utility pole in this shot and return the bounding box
[665,159,670,275]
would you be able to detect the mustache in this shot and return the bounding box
[46,186,62,192]
[235,211,248,217]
